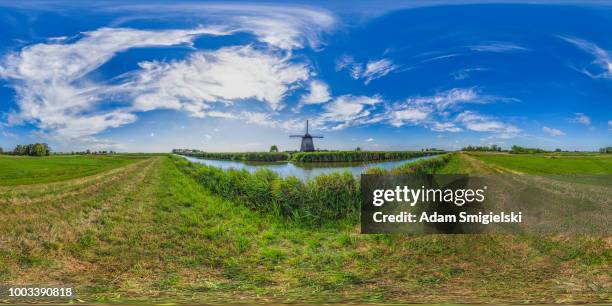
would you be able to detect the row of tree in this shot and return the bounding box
[8,143,51,156]
[462,145,504,152]
[67,150,116,155]
[600,147,612,153]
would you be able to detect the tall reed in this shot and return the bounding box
[291,151,441,163]
[171,153,452,224]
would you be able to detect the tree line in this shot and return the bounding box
[462,145,503,152]
[1,143,52,156]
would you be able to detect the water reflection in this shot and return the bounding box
[180,155,434,180]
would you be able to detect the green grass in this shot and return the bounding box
[1,154,610,304]
[469,152,612,174]
[0,154,146,185]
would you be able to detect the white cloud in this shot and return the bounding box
[469,42,527,53]
[406,88,481,111]
[571,112,592,126]
[110,3,337,50]
[0,28,312,144]
[608,120,612,131]
[362,59,398,84]
[0,27,226,140]
[300,80,331,104]
[150,132,155,137]
[542,126,565,136]
[129,45,310,113]
[0,4,338,147]
[389,107,431,127]
[318,95,383,130]
[241,111,278,128]
[451,67,488,80]
[308,88,516,136]
[204,111,238,119]
[366,138,374,142]
[386,88,504,130]
[336,56,399,84]
[431,122,462,132]
[456,111,520,138]
[561,37,612,79]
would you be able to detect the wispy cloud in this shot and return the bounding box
[336,56,399,84]
[542,126,565,136]
[608,120,612,131]
[451,67,488,80]
[570,112,592,126]
[301,88,518,138]
[455,111,520,138]
[318,95,383,130]
[241,111,278,128]
[107,3,337,50]
[0,4,337,147]
[468,42,528,53]
[561,37,612,79]
[0,29,316,144]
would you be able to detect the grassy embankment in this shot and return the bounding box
[290,151,442,162]
[181,150,441,163]
[182,151,290,162]
[172,154,450,223]
[0,153,610,303]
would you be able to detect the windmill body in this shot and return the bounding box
[290,120,323,152]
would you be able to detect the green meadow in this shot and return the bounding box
[0,155,146,186]
[469,152,612,174]
[0,153,609,304]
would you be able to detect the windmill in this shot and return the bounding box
[290,120,323,152]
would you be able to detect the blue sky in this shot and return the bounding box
[0,1,611,152]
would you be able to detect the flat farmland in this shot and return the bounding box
[0,154,609,304]
[0,155,147,186]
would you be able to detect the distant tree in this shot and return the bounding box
[355,146,362,151]
[555,148,562,152]
[32,143,45,156]
[0,147,3,154]
[510,145,546,154]
[600,147,612,153]
[11,143,50,156]
[462,145,503,152]
[269,145,279,152]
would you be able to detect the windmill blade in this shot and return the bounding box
[311,135,324,138]
[289,135,304,137]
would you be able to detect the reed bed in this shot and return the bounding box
[182,151,290,162]
[291,150,442,163]
[171,154,452,223]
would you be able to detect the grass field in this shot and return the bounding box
[438,152,612,174]
[0,154,610,303]
[0,155,147,186]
